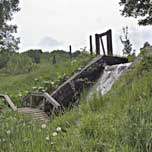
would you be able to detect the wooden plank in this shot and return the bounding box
[100,37,106,55]
[107,29,113,56]
[98,31,109,37]
[43,92,60,108]
[0,94,17,111]
[18,107,49,123]
[95,34,100,55]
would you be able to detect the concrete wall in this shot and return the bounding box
[50,55,128,109]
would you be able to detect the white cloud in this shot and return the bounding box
[38,36,62,49]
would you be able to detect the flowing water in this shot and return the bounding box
[88,62,132,98]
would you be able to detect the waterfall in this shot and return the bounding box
[88,62,132,98]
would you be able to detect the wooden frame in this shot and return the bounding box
[95,29,113,56]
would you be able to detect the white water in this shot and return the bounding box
[88,62,132,98]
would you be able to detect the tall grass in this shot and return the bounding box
[0,51,152,151]
[0,52,93,106]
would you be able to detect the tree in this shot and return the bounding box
[0,51,9,68]
[119,0,152,25]
[120,26,133,56]
[52,55,56,64]
[0,0,20,52]
[23,49,42,64]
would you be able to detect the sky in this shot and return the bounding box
[13,0,152,55]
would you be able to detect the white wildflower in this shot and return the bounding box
[34,78,38,81]
[52,132,57,137]
[41,124,47,129]
[78,67,82,71]
[6,130,11,135]
[18,93,22,97]
[51,81,55,85]
[137,0,140,4]
[45,136,50,141]
[51,142,55,145]
[56,127,62,132]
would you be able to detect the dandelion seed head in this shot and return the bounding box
[6,130,11,135]
[52,132,57,137]
[56,127,62,132]
[45,136,50,141]
[51,142,55,145]
[41,124,47,129]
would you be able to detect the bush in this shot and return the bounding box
[0,51,9,69]
[5,54,35,75]
[23,49,43,64]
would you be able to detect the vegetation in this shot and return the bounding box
[0,0,152,151]
[0,47,152,151]
[0,50,93,106]
[119,0,152,25]
[0,0,20,51]
[120,26,133,56]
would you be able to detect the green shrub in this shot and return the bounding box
[5,54,35,75]
[0,51,9,69]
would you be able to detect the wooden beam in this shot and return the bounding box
[0,94,17,111]
[69,45,72,59]
[89,35,93,54]
[100,37,106,55]
[107,29,113,56]
[95,34,100,55]
[23,92,61,109]
[43,92,60,108]
[98,31,108,37]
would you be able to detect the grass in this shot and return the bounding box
[0,52,93,107]
[0,50,152,151]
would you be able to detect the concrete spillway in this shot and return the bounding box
[88,62,131,97]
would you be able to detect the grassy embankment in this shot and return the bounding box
[0,51,93,107]
[0,50,152,152]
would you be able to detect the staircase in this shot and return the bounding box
[18,107,49,123]
[0,55,128,123]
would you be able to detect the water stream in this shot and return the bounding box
[88,62,132,98]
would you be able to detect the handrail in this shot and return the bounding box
[0,94,17,111]
[23,92,61,108]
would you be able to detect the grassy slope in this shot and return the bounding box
[0,51,152,152]
[0,53,93,106]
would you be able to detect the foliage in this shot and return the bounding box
[2,53,34,75]
[0,0,20,51]
[0,50,152,151]
[119,0,152,25]
[140,49,152,72]
[23,49,43,64]
[0,51,93,106]
[0,51,9,68]
[52,55,56,64]
[0,98,9,110]
[120,26,133,56]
